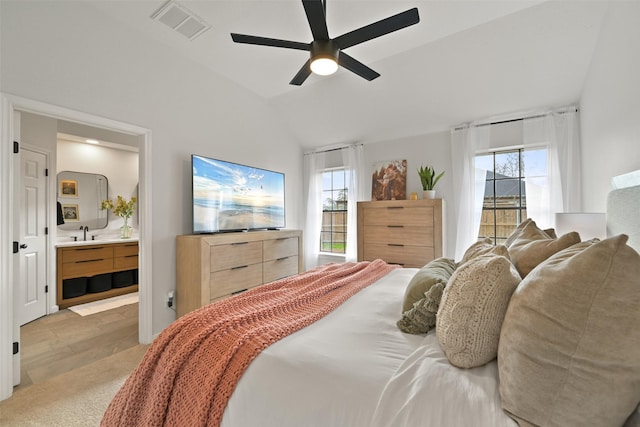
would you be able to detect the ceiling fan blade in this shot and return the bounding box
[290,59,312,86]
[334,8,419,50]
[303,0,330,40]
[231,33,310,51]
[338,52,380,81]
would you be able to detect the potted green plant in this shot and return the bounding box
[417,165,444,199]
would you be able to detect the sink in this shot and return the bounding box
[56,236,138,247]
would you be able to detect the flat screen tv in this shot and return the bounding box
[191,154,285,233]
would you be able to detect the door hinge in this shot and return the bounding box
[13,241,19,254]
[45,285,49,293]
[13,342,19,355]
[13,141,19,154]
[45,168,49,177]
[45,227,49,235]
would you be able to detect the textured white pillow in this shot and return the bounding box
[436,254,520,368]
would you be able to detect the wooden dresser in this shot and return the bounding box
[56,241,139,309]
[176,229,303,317]
[357,199,443,268]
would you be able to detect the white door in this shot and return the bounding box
[14,146,48,326]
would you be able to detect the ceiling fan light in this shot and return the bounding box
[310,56,338,76]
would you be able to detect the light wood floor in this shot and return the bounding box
[18,302,139,390]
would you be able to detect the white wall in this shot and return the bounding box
[580,1,640,212]
[1,2,303,335]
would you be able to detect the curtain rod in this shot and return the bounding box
[453,107,579,131]
[303,143,363,156]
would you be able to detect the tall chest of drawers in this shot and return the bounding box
[357,199,443,268]
[176,229,303,317]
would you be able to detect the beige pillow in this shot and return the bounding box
[508,221,580,277]
[401,257,456,313]
[436,254,521,369]
[460,238,509,265]
[504,218,534,247]
[498,235,640,427]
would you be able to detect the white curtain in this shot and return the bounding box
[451,124,490,261]
[303,151,325,270]
[523,108,581,228]
[341,145,365,262]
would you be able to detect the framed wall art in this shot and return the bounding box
[371,159,407,201]
[62,204,79,222]
[60,179,78,197]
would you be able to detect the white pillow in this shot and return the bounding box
[436,254,520,368]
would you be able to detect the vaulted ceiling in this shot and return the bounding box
[90,0,609,149]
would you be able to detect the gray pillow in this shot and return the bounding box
[397,283,444,335]
[499,235,640,427]
[401,257,456,313]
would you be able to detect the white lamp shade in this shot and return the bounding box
[310,57,338,75]
[554,213,606,240]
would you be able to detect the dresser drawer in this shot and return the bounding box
[263,256,299,283]
[114,255,138,270]
[363,244,434,268]
[114,243,138,257]
[363,225,433,246]
[210,241,262,272]
[210,263,263,299]
[62,258,114,279]
[363,206,434,227]
[264,237,298,261]
[62,246,113,263]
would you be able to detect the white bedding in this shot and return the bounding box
[221,267,516,427]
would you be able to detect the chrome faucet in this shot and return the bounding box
[80,225,89,241]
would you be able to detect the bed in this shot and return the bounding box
[102,184,640,427]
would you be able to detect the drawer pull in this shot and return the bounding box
[123,254,138,258]
[386,206,404,209]
[231,288,248,295]
[388,244,404,247]
[232,242,249,245]
[232,265,248,270]
[387,225,404,228]
[76,258,104,263]
[276,257,288,261]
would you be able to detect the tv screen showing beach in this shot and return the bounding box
[192,155,285,233]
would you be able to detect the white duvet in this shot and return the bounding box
[221,268,517,427]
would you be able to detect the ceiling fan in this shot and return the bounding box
[230,0,420,86]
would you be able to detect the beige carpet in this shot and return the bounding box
[68,292,139,317]
[0,344,147,426]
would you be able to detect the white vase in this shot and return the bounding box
[423,190,436,199]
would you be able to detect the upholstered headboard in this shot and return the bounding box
[607,184,640,252]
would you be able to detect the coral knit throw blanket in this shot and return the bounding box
[101,259,397,427]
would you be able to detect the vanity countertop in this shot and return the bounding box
[56,237,139,248]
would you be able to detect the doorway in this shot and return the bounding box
[0,94,153,401]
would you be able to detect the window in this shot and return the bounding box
[476,148,547,244]
[321,168,347,254]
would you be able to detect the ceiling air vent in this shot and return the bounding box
[151,1,210,41]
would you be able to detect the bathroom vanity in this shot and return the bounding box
[56,239,139,309]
